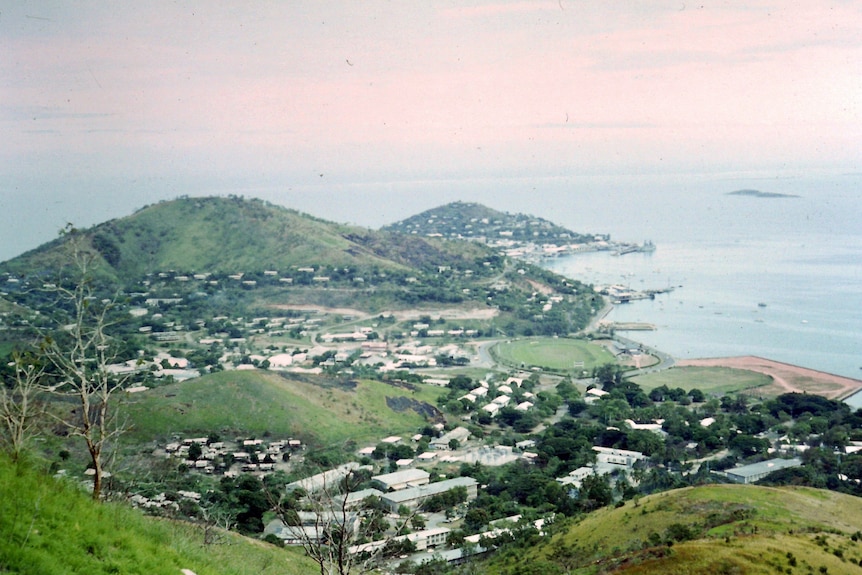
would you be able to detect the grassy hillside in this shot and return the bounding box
[0,196,497,282]
[1,197,398,280]
[488,484,862,574]
[0,456,315,575]
[122,369,446,447]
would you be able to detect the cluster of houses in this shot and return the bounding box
[161,436,303,477]
[456,376,536,417]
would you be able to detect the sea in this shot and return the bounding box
[6,169,859,383]
[290,170,862,382]
[532,173,862,383]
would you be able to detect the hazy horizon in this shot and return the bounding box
[2,1,860,260]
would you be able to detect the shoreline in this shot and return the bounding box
[676,355,862,400]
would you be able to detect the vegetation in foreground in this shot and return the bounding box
[0,455,314,575]
[1,196,861,575]
[483,484,862,575]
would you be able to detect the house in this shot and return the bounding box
[593,446,645,470]
[430,427,471,450]
[407,527,450,550]
[515,439,536,451]
[267,353,294,368]
[371,468,430,491]
[724,458,802,484]
[584,388,610,404]
[624,419,666,435]
[556,466,595,488]
[482,403,500,416]
[321,332,368,342]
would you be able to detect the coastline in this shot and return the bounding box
[676,356,862,400]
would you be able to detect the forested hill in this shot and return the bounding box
[383,201,599,245]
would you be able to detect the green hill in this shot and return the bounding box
[487,484,862,574]
[383,200,597,245]
[0,195,601,335]
[0,455,315,575]
[121,369,446,447]
[0,196,494,283]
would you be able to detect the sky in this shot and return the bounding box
[1,1,860,261]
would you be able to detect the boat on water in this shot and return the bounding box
[758,302,767,308]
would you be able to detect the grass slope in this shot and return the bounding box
[1,196,496,283]
[0,456,314,575]
[122,370,446,447]
[492,484,862,574]
[632,366,773,396]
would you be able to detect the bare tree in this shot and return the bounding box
[270,468,415,575]
[40,228,132,500]
[0,352,45,461]
[200,502,236,547]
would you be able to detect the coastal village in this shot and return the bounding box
[2,198,861,573]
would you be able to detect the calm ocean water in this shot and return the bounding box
[272,171,860,380]
[534,173,862,380]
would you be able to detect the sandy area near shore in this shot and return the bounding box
[678,356,862,400]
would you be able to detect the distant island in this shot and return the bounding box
[727,189,799,198]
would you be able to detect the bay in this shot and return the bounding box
[271,170,861,380]
[535,174,862,380]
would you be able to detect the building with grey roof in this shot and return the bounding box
[725,457,802,484]
[430,426,471,450]
[371,468,430,491]
[380,476,478,512]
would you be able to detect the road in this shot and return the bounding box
[615,334,675,375]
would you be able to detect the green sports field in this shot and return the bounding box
[632,365,773,395]
[492,337,617,373]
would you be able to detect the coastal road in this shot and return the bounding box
[615,334,675,375]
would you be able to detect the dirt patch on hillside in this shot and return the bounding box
[526,279,554,295]
[271,304,369,316]
[677,356,862,400]
[270,304,498,321]
[383,307,500,321]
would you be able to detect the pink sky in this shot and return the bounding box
[0,1,860,257]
